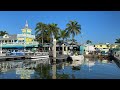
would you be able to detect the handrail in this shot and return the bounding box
[1,42,39,45]
[17,34,35,38]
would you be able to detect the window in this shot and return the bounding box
[100,45,102,47]
[107,45,109,47]
[94,45,95,47]
[103,48,106,49]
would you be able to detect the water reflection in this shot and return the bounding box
[16,68,34,79]
[52,59,70,79]
[34,63,52,79]
[52,64,56,79]
[0,59,50,79]
[0,57,120,79]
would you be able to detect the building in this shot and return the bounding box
[17,21,35,44]
[79,44,96,55]
[0,34,17,44]
[110,43,120,49]
[94,43,110,53]
[0,21,38,53]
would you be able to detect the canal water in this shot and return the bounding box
[0,58,120,79]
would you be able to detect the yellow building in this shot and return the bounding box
[94,43,110,50]
[94,43,111,53]
[94,43,120,53]
[17,21,35,44]
[110,44,120,49]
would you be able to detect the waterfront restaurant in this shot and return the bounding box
[0,21,39,53]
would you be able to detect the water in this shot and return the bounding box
[0,58,120,79]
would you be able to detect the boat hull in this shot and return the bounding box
[70,55,84,61]
[31,55,49,59]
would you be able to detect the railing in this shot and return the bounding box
[0,42,39,47]
[17,34,35,38]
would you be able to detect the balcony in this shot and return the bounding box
[0,41,39,48]
[17,34,35,38]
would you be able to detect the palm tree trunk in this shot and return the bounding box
[62,38,64,55]
[63,38,64,44]
[72,34,74,51]
[42,33,43,45]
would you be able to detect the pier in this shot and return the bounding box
[50,55,69,62]
[0,56,25,61]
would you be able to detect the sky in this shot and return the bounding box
[0,11,120,44]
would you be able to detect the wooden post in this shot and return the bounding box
[0,42,2,55]
[62,44,64,55]
[53,38,56,62]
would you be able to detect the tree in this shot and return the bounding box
[35,22,47,45]
[59,29,69,44]
[47,23,60,41]
[86,40,92,44]
[65,20,81,47]
[115,38,120,43]
[0,31,8,36]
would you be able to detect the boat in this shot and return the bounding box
[31,58,48,61]
[30,55,49,59]
[67,51,84,61]
[8,50,25,56]
[70,54,84,61]
[30,52,49,59]
[102,60,108,63]
[71,59,84,66]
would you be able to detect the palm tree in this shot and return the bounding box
[86,40,92,44]
[115,38,120,43]
[47,23,60,41]
[60,30,69,44]
[35,22,47,46]
[0,31,8,36]
[65,20,81,48]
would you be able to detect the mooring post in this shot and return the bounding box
[53,38,56,62]
[62,43,64,55]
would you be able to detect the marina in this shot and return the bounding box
[0,11,120,79]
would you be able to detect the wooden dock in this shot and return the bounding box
[50,55,69,62]
[0,56,25,61]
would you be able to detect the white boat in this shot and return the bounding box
[102,60,108,63]
[31,58,48,61]
[31,55,49,59]
[30,52,49,59]
[70,55,84,61]
[71,59,84,66]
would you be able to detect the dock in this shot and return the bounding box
[0,56,25,61]
[113,55,120,62]
[50,55,69,62]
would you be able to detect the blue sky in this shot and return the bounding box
[0,11,119,44]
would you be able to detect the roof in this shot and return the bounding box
[0,34,17,40]
[95,44,110,45]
